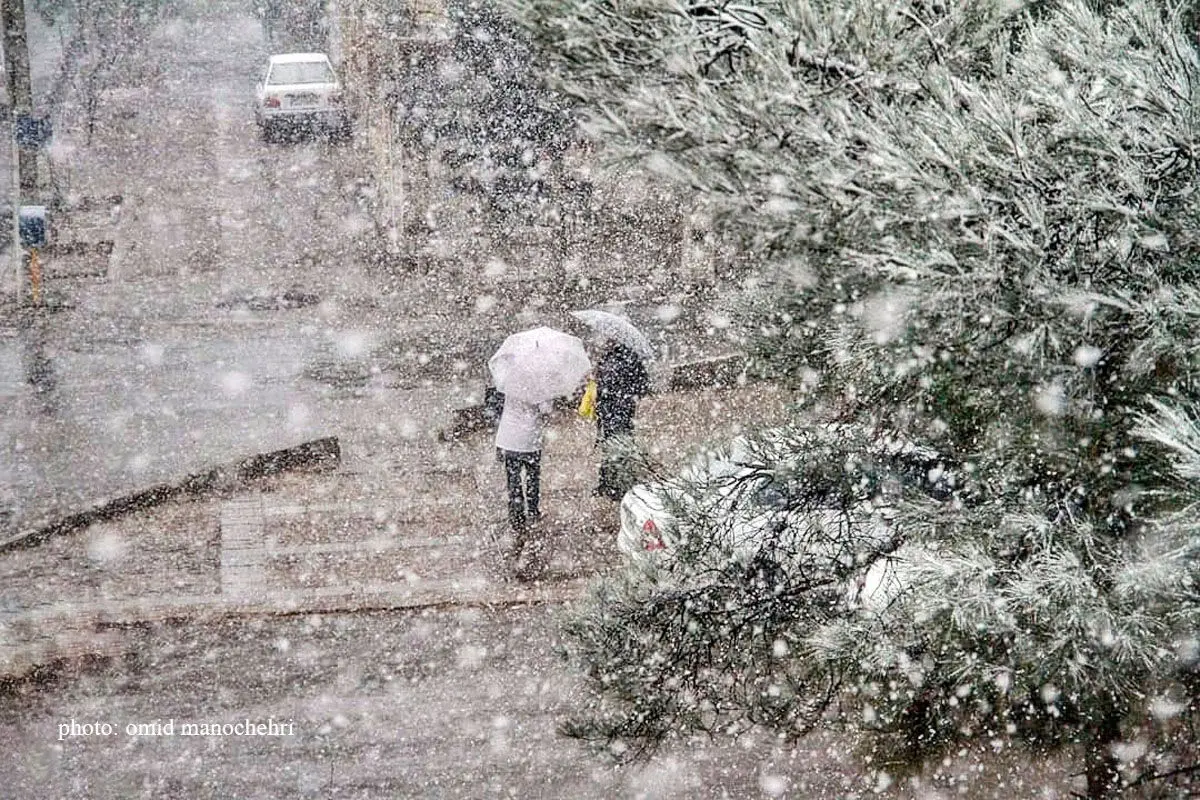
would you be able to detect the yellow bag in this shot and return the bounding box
[578,379,597,421]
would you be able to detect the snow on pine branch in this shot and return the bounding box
[511,0,1199,298]
[1134,399,1200,482]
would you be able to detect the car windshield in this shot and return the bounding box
[268,60,334,86]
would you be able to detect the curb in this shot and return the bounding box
[0,437,341,553]
[0,576,588,682]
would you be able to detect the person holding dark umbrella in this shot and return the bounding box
[592,335,652,500]
[568,310,655,499]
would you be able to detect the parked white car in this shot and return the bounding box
[254,53,351,142]
[617,424,952,583]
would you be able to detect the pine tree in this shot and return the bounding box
[507,1,1200,796]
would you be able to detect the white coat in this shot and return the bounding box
[495,397,552,453]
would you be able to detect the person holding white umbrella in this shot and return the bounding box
[488,326,591,553]
[494,395,552,539]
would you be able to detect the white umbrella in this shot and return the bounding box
[569,309,654,360]
[488,326,592,403]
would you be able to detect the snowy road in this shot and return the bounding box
[0,10,512,534]
[0,605,870,799]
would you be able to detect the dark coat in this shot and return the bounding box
[595,343,650,438]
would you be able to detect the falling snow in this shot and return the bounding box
[1,1,1198,799]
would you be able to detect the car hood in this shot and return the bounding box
[620,473,899,570]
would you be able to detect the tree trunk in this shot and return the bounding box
[1084,706,1123,799]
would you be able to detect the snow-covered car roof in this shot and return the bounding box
[676,423,944,488]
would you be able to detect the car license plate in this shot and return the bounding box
[289,93,318,106]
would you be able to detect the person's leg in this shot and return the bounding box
[503,451,526,532]
[525,451,542,521]
[597,444,613,497]
[595,417,613,496]
[597,411,635,498]
[601,429,637,500]
[599,447,622,499]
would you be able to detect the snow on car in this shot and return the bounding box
[617,424,953,583]
[846,542,920,611]
[254,53,352,142]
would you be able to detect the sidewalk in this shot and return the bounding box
[0,381,793,678]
